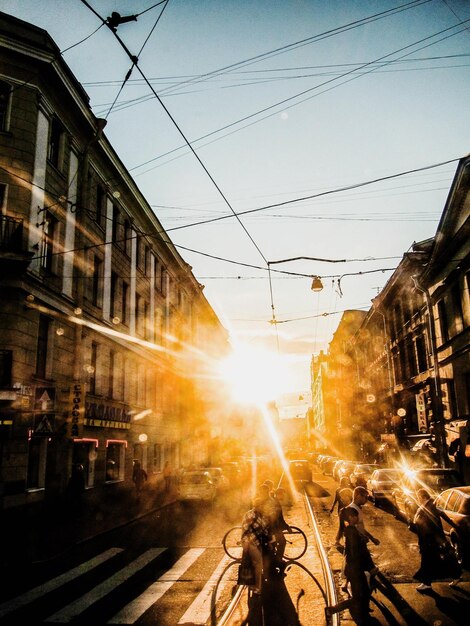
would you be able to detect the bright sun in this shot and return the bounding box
[218,344,294,404]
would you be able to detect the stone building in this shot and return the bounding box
[310,154,469,472]
[0,12,229,512]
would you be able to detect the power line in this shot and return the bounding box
[164,157,461,231]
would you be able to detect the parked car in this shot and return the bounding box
[392,468,463,524]
[320,456,339,476]
[349,463,381,488]
[177,470,217,502]
[434,486,470,566]
[289,459,312,482]
[335,460,356,484]
[204,467,229,491]
[367,468,403,505]
[220,461,242,486]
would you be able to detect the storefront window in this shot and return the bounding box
[105,441,126,481]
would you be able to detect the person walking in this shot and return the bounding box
[240,497,271,594]
[331,477,354,544]
[326,507,378,625]
[337,486,380,547]
[412,488,462,592]
[132,460,147,497]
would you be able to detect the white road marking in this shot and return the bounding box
[178,554,233,625]
[0,548,123,618]
[45,548,166,622]
[108,548,204,624]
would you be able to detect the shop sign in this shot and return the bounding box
[69,383,84,438]
[415,392,427,432]
[85,400,131,429]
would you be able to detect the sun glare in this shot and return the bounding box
[219,344,294,404]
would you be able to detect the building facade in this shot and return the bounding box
[310,154,470,477]
[0,12,229,512]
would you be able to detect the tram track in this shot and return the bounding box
[216,484,340,626]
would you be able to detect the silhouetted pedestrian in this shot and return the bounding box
[412,488,462,592]
[326,507,378,625]
[132,460,147,497]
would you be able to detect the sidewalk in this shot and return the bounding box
[0,481,177,569]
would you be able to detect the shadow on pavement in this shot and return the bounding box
[373,572,428,626]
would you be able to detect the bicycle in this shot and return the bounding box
[222,525,307,562]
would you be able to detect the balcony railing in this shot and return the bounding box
[0,214,24,252]
[0,214,34,272]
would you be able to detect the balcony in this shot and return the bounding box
[0,215,34,273]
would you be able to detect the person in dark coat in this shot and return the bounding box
[132,460,148,496]
[325,507,378,625]
[331,477,354,543]
[413,488,462,591]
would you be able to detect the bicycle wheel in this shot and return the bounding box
[223,526,243,560]
[283,526,307,560]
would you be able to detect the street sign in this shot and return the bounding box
[34,387,56,412]
[34,414,55,436]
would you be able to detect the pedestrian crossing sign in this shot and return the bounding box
[34,414,55,435]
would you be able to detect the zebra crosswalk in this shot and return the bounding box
[0,546,238,625]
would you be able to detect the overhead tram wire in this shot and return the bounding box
[79,0,282,346]
[126,6,464,176]
[103,1,170,120]
[148,0,432,99]
[164,157,461,232]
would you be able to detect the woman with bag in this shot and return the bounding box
[412,488,462,592]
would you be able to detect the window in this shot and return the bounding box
[72,441,96,488]
[451,282,464,334]
[161,267,167,296]
[441,379,457,420]
[121,281,128,324]
[0,349,12,387]
[136,235,142,269]
[153,443,162,473]
[106,441,126,481]
[108,350,115,399]
[35,315,50,379]
[124,219,132,256]
[415,335,428,373]
[39,211,57,272]
[112,205,120,243]
[110,272,118,318]
[136,294,143,336]
[437,299,449,344]
[92,255,103,307]
[89,342,98,395]
[0,183,6,213]
[0,80,11,132]
[144,245,150,276]
[95,184,106,229]
[48,116,64,169]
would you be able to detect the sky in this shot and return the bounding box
[3,0,470,407]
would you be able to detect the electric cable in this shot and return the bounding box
[103,1,169,120]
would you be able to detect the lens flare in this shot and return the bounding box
[218,343,294,404]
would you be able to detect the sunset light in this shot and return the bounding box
[219,344,295,404]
